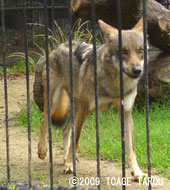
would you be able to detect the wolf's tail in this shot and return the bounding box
[52,89,70,125]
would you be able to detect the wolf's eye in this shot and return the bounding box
[137,48,144,53]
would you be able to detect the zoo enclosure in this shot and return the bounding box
[0,0,68,65]
[0,0,170,190]
[0,0,170,63]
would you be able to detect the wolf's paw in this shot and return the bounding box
[138,174,149,184]
[64,161,73,174]
[132,171,147,182]
[37,140,47,160]
[131,167,145,182]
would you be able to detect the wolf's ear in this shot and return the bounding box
[133,17,143,33]
[98,20,117,38]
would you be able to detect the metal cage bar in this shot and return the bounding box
[68,0,77,181]
[0,0,10,183]
[142,0,151,190]
[43,0,54,189]
[1,6,67,11]
[116,0,126,189]
[91,1,101,190]
[50,0,55,32]
[22,0,32,188]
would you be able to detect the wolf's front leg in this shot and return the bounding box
[124,110,144,181]
[37,112,48,159]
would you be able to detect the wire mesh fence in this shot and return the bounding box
[0,0,68,66]
[0,0,169,190]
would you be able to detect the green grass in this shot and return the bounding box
[14,100,63,145]
[80,102,170,178]
[14,98,170,178]
[0,57,36,75]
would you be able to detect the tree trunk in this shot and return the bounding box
[33,51,170,110]
[71,0,170,52]
[146,0,170,52]
[140,51,170,99]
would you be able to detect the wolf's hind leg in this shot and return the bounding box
[37,85,63,160]
[37,111,48,159]
[64,103,89,174]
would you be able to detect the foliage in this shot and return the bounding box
[0,19,103,75]
[14,100,42,135]
[7,184,19,190]
[28,18,103,57]
[0,55,36,75]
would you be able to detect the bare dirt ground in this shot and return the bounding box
[0,74,170,190]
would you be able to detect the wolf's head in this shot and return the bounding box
[98,18,145,79]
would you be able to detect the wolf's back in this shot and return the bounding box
[33,41,78,110]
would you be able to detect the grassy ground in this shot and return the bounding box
[14,97,170,178]
[0,58,36,75]
[1,51,170,179]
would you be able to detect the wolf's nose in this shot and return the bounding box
[132,66,142,75]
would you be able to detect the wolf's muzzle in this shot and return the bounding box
[132,66,142,76]
[123,66,142,79]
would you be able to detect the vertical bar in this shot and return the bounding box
[142,0,151,190]
[43,1,54,189]
[116,0,126,189]
[67,0,77,179]
[50,0,55,32]
[166,0,169,9]
[30,0,34,49]
[22,0,32,188]
[91,1,101,190]
[0,0,10,183]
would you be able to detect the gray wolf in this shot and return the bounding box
[37,18,145,180]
